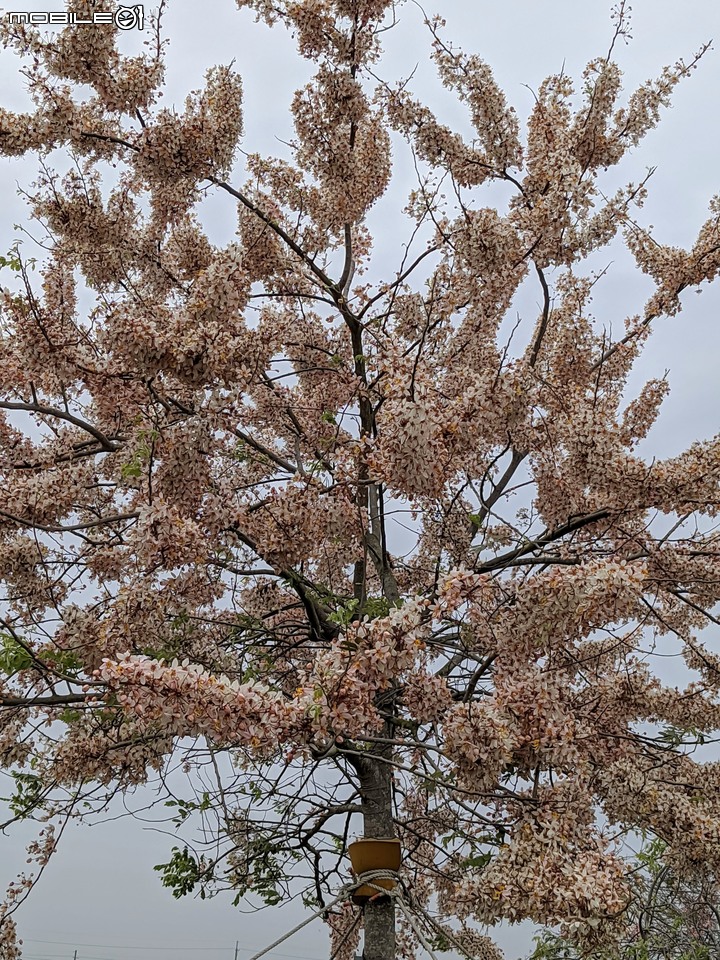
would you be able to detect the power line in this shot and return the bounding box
[20,955,113,960]
[23,955,159,960]
[23,939,319,960]
[22,952,316,960]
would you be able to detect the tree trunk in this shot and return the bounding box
[357,749,396,960]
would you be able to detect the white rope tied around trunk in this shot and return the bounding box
[245,868,450,960]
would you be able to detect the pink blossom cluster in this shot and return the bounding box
[2,0,720,953]
[97,655,304,755]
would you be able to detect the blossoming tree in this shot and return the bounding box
[2,2,720,959]
[531,837,720,959]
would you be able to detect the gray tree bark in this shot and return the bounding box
[357,749,396,960]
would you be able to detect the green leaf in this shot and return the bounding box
[461,852,492,869]
[154,847,202,898]
[120,460,143,480]
[327,598,360,626]
[58,709,82,724]
[39,648,82,673]
[364,596,391,619]
[0,634,34,676]
[1,772,44,818]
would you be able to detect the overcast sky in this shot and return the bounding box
[2,1,720,959]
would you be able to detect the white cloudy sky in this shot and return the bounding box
[1,1,720,959]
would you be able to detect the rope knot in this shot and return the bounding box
[350,867,400,905]
[355,867,399,884]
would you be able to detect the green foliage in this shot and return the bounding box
[241,848,284,907]
[0,244,35,273]
[635,835,667,871]
[119,428,158,480]
[427,932,454,953]
[528,935,580,960]
[461,851,493,869]
[439,828,499,874]
[0,634,86,680]
[243,780,264,803]
[327,594,397,626]
[57,709,82,725]
[230,440,249,463]
[0,634,34,676]
[327,597,360,626]
[1,772,44,818]
[0,249,22,272]
[154,846,205,899]
[164,793,211,828]
[657,724,708,748]
[120,455,146,480]
[38,647,82,676]
[230,836,299,907]
[364,596,393,619]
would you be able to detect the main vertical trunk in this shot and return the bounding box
[358,751,395,960]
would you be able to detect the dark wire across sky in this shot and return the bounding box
[21,939,316,960]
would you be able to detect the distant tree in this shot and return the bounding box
[530,837,720,959]
[2,3,720,960]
